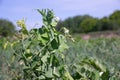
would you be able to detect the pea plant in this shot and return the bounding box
[5,9,116,80]
[11,9,73,80]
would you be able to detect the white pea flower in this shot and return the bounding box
[51,16,60,26]
[99,72,103,76]
[63,27,69,34]
[54,17,60,22]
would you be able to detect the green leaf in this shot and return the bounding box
[23,38,31,49]
[80,67,86,73]
[31,61,39,68]
[38,34,48,45]
[53,67,60,77]
[91,71,100,80]
[23,66,31,71]
[25,53,32,59]
[101,69,110,80]
[38,75,45,79]
[64,70,74,80]
[58,35,68,52]
[85,70,91,78]
[11,55,15,63]
[36,67,42,72]
[38,27,45,34]
[45,66,53,78]
[51,38,59,49]
[41,53,49,63]
[41,33,48,39]
[59,42,68,52]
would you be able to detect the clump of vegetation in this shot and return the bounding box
[0,19,16,37]
[8,9,73,80]
[66,37,120,79]
[57,10,120,33]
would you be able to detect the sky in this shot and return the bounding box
[0,0,120,30]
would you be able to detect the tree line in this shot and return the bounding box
[57,10,120,33]
[0,10,120,37]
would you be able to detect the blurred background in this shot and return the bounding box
[0,0,120,30]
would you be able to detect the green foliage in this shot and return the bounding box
[1,9,119,80]
[0,38,22,80]
[10,9,72,80]
[57,10,120,33]
[0,19,16,37]
[57,15,94,33]
[80,18,98,32]
[65,37,120,79]
[109,10,120,29]
[97,17,112,30]
[71,57,110,80]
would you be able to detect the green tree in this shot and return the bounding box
[0,19,16,37]
[72,15,93,33]
[62,17,75,33]
[109,10,120,29]
[57,10,120,33]
[57,15,94,33]
[99,17,113,31]
[80,18,98,33]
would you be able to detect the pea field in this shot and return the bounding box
[0,9,120,80]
